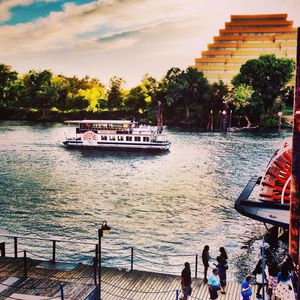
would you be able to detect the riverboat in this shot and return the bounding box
[63,120,171,151]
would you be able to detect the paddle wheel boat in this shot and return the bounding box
[234,141,291,228]
[63,120,171,151]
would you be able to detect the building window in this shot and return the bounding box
[101,136,107,140]
[126,136,132,141]
[134,136,141,142]
[143,137,150,142]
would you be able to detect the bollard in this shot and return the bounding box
[195,254,198,279]
[23,250,27,279]
[175,289,179,300]
[131,247,134,271]
[60,283,64,300]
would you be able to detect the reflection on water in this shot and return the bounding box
[0,121,292,279]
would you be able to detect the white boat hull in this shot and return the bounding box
[63,140,171,151]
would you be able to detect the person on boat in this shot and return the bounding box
[267,260,279,300]
[273,262,295,300]
[202,245,210,283]
[241,274,253,300]
[207,268,221,300]
[216,247,228,294]
[253,258,268,299]
[180,262,192,300]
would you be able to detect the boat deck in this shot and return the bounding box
[0,257,262,300]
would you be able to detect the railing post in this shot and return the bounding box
[60,283,64,300]
[23,250,27,278]
[176,289,179,300]
[14,237,18,258]
[131,247,134,271]
[94,244,98,285]
[195,254,198,279]
[52,240,56,262]
[93,257,97,285]
[0,242,5,257]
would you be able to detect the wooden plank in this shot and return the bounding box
[0,257,272,300]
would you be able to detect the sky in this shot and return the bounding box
[0,0,300,89]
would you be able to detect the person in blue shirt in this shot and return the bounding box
[208,268,220,300]
[241,274,253,300]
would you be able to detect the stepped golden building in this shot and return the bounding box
[194,14,297,84]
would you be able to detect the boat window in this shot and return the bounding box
[134,136,141,142]
[109,136,116,141]
[126,136,132,141]
[143,137,150,142]
[118,136,124,141]
[101,136,107,141]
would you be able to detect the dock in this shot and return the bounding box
[0,256,261,300]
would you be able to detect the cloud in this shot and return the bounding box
[0,0,205,55]
[0,0,56,22]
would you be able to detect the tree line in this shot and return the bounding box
[0,54,295,129]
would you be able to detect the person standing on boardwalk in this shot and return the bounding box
[253,258,268,299]
[267,260,279,300]
[273,262,295,300]
[216,247,228,294]
[241,274,253,300]
[180,262,192,300]
[208,268,221,300]
[202,245,210,283]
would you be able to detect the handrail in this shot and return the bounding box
[0,234,96,245]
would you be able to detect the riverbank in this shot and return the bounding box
[0,107,292,131]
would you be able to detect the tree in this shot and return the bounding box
[160,67,210,124]
[125,74,156,115]
[78,78,106,112]
[21,70,58,118]
[0,64,18,107]
[225,84,254,111]
[107,76,126,110]
[232,54,295,113]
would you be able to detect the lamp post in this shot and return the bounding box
[260,239,270,300]
[277,111,283,132]
[98,221,111,300]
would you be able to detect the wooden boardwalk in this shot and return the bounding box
[0,257,260,300]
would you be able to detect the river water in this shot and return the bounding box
[0,121,291,281]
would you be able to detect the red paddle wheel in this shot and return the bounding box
[259,141,292,205]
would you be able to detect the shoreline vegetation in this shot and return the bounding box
[0,54,295,130]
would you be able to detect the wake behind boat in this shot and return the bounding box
[63,120,171,151]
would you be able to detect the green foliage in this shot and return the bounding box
[259,116,278,129]
[0,64,18,107]
[0,55,295,129]
[225,84,254,111]
[107,76,126,110]
[232,54,295,113]
[21,70,59,118]
[159,67,211,123]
